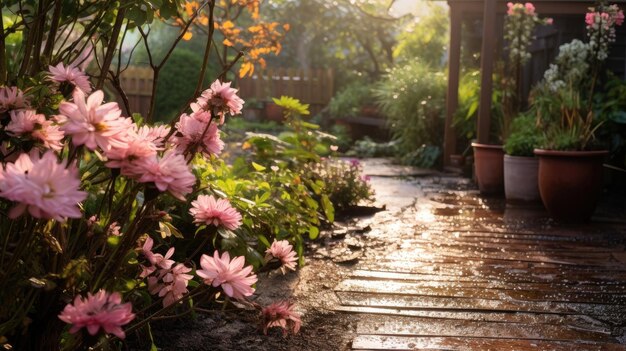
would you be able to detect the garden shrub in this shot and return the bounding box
[503,114,542,156]
[304,158,375,211]
[328,80,376,118]
[154,49,217,122]
[374,61,446,168]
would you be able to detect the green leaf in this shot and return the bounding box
[321,195,335,222]
[252,162,266,171]
[258,235,271,248]
[308,226,320,240]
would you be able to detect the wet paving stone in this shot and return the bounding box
[334,167,626,350]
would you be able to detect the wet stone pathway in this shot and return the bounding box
[335,159,626,351]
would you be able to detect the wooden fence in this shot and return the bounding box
[112,66,154,118]
[109,66,334,119]
[237,68,334,116]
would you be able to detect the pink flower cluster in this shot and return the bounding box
[189,195,242,230]
[172,79,244,157]
[194,80,244,123]
[197,251,257,300]
[507,2,535,16]
[262,301,301,336]
[585,4,624,61]
[0,151,86,221]
[265,240,298,274]
[141,237,193,307]
[6,109,64,151]
[58,290,135,339]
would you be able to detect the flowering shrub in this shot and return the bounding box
[529,2,624,151]
[0,1,306,349]
[501,2,551,139]
[304,158,375,211]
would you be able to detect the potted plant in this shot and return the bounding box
[532,2,624,221]
[503,114,542,201]
[473,2,550,195]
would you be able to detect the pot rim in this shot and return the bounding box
[533,149,608,157]
[471,142,503,150]
[504,155,538,163]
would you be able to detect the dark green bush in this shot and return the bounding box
[154,49,217,122]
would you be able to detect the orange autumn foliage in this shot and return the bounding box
[176,0,288,78]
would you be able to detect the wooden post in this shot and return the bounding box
[443,5,462,166]
[477,0,497,144]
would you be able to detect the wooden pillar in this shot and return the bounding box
[477,0,497,144]
[443,5,462,166]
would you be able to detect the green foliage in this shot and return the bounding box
[374,61,446,166]
[273,96,310,116]
[348,137,399,158]
[503,114,541,156]
[328,81,375,118]
[303,158,374,210]
[393,4,449,67]
[154,49,217,122]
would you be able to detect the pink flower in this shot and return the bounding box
[545,17,554,25]
[124,150,196,200]
[147,263,193,307]
[107,222,122,236]
[195,80,244,124]
[524,2,535,15]
[47,62,92,93]
[105,124,170,171]
[265,240,298,274]
[174,112,224,157]
[262,301,301,336]
[196,251,257,300]
[140,237,175,278]
[6,109,64,151]
[189,195,242,230]
[507,2,514,15]
[57,89,130,151]
[615,9,624,26]
[58,290,135,339]
[0,151,86,221]
[586,12,597,26]
[0,86,29,113]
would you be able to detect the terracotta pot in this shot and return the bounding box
[471,143,504,195]
[504,155,540,202]
[534,149,608,221]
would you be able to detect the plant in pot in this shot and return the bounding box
[532,2,624,221]
[473,2,550,195]
[503,114,542,201]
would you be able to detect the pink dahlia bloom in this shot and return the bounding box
[148,263,194,307]
[174,112,224,157]
[262,301,301,336]
[124,150,196,201]
[189,195,242,230]
[58,290,135,339]
[265,240,298,274]
[57,89,130,151]
[0,86,29,113]
[105,124,170,171]
[197,251,257,300]
[524,2,535,15]
[47,62,92,93]
[195,80,244,124]
[6,109,64,151]
[0,151,86,221]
